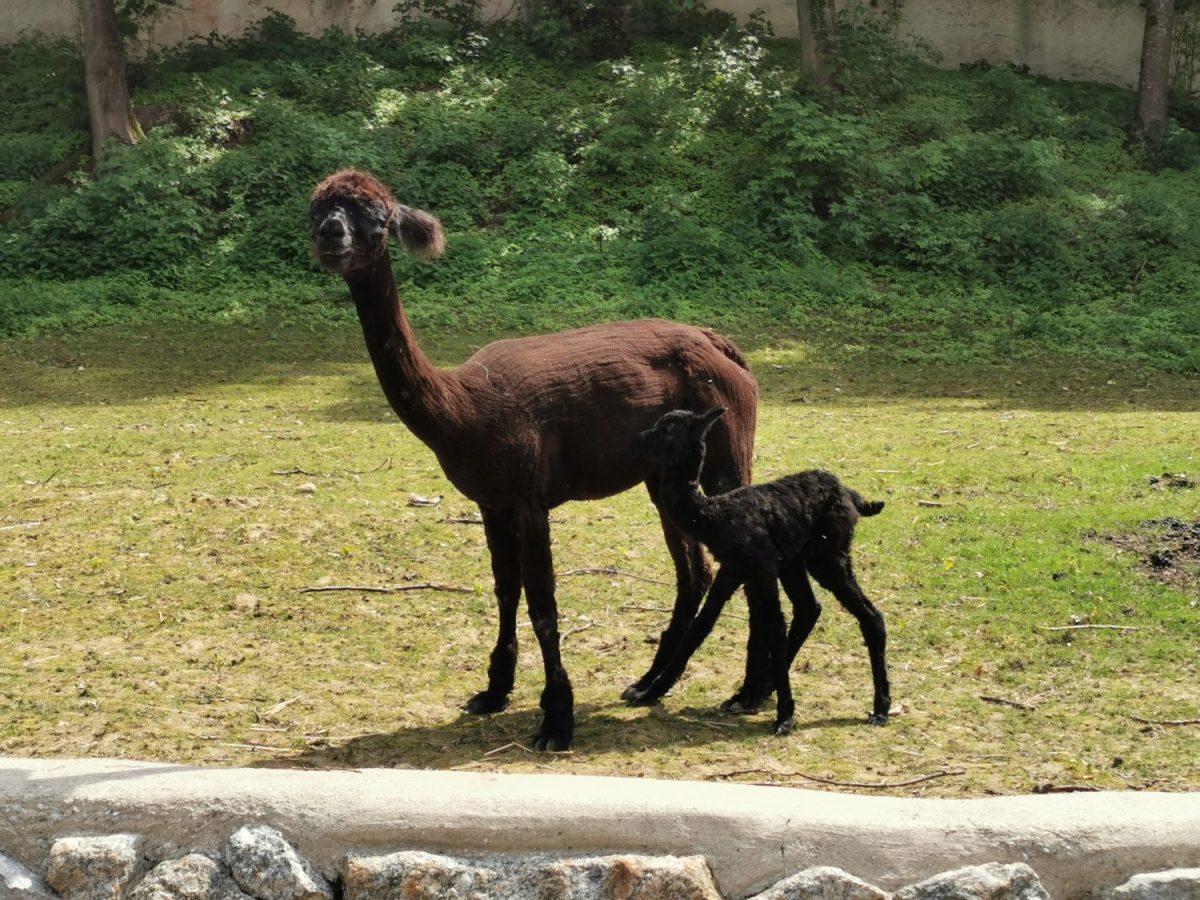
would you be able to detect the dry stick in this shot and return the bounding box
[980,695,1037,711]
[299,582,475,595]
[0,520,41,532]
[560,621,598,644]
[273,467,319,477]
[561,566,672,586]
[484,740,534,757]
[442,516,483,525]
[916,499,946,508]
[709,768,966,789]
[1035,624,1139,632]
[1130,715,1200,727]
[620,604,673,614]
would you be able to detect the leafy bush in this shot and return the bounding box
[1,13,1198,373]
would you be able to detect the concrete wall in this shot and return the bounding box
[2,0,1147,87]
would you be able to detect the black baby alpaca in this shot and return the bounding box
[629,407,891,735]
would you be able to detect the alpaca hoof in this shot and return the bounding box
[620,682,649,702]
[624,687,659,707]
[867,712,889,726]
[720,688,770,715]
[463,690,509,715]
[772,717,795,736]
[532,724,573,752]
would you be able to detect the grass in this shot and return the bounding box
[0,323,1197,797]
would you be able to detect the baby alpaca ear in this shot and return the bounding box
[389,205,445,259]
[699,406,727,429]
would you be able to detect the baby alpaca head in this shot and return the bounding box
[634,407,726,467]
[309,169,445,276]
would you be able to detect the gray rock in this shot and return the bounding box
[47,834,143,900]
[224,825,333,900]
[0,852,54,899]
[127,854,251,900]
[1103,869,1200,900]
[894,863,1048,900]
[747,865,890,900]
[342,850,500,900]
[537,854,724,899]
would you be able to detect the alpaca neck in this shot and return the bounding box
[346,255,458,446]
[658,447,713,528]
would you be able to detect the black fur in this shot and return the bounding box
[629,407,891,733]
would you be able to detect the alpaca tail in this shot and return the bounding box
[701,328,752,372]
[849,490,885,517]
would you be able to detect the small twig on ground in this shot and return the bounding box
[1035,624,1138,632]
[560,621,597,644]
[561,566,671,586]
[620,604,673,613]
[1130,715,1200,727]
[441,516,484,525]
[677,716,737,730]
[1032,783,1101,794]
[221,742,275,752]
[261,696,302,717]
[484,740,534,757]
[26,470,59,485]
[916,500,946,508]
[349,457,392,475]
[273,467,319,477]
[708,767,965,789]
[299,582,475,595]
[0,520,42,532]
[980,695,1037,711]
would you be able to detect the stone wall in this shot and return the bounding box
[3,759,1200,900]
[1,0,1148,87]
[4,823,1200,899]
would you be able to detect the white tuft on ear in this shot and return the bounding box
[389,206,446,259]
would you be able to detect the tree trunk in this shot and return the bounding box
[78,0,142,159]
[796,0,832,86]
[1128,0,1176,159]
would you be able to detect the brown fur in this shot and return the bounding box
[310,170,760,750]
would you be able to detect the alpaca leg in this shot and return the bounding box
[698,464,768,715]
[623,483,710,700]
[745,576,794,735]
[780,563,822,664]
[627,566,743,705]
[515,508,575,751]
[809,555,891,726]
[464,507,522,715]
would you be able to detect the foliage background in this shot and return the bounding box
[0,7,1199,372]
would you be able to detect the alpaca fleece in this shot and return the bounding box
[310,170,761,751]
[630,408,891,734]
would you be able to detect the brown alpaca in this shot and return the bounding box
[310,170,759,750]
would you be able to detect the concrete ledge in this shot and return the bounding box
[1,757,1198,898]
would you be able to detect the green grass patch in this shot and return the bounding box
[1,325,1196,795]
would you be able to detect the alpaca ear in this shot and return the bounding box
[389,205,446,259]
[699,406,727,428]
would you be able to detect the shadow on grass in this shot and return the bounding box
[1,322,1197,413]
[248,702,865,771]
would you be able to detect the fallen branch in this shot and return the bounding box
[273,467,319,477]
[708,767,965,789]
[980,695,1037,711]
[561,566,671,586]
[349,457,392,475]
[299,582,475,595]
[1035,624,1138,632]
[484,740,534,757]
[560,621,597,644]
[916,500,946,508]
[620,604,673,614]
[1032,783,1101,794]
[0,520,42,532]
[441,516,484,525]
[1130,715,1200,727]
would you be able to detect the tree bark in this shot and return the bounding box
[796,0,830,86]
[78,0,142,159]
[1128,0,1176,159]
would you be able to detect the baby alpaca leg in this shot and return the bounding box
[809,555,890,725]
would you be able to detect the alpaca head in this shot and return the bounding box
[309,170,445,276]
[634,407,727,471]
